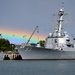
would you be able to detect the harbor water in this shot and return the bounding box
[0,60,75,75]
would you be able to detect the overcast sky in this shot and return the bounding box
[0,0,75,44]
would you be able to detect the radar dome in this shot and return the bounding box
[48,33,52,37]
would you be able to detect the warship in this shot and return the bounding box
[17,6,75,60]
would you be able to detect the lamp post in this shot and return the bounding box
[13,35,15,44]
[23,35,26,43]
[0,33,2,38]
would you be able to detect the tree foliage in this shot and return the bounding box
[39,40,45,47]
[0,38,15,52]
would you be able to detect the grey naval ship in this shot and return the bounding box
[17,7,75,60]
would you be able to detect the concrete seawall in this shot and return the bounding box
[4,53,22,60]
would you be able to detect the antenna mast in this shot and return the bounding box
[57,0,65,37]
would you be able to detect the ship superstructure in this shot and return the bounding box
[45,8,75,51]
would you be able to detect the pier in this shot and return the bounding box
[3,51,22,60]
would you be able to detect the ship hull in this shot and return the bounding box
[17,46,75,60]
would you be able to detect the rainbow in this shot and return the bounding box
[0,28,45,44]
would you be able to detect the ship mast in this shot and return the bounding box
[57,8,64,37]
[56,1,66,37]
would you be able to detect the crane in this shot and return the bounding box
[25,26,39,46]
